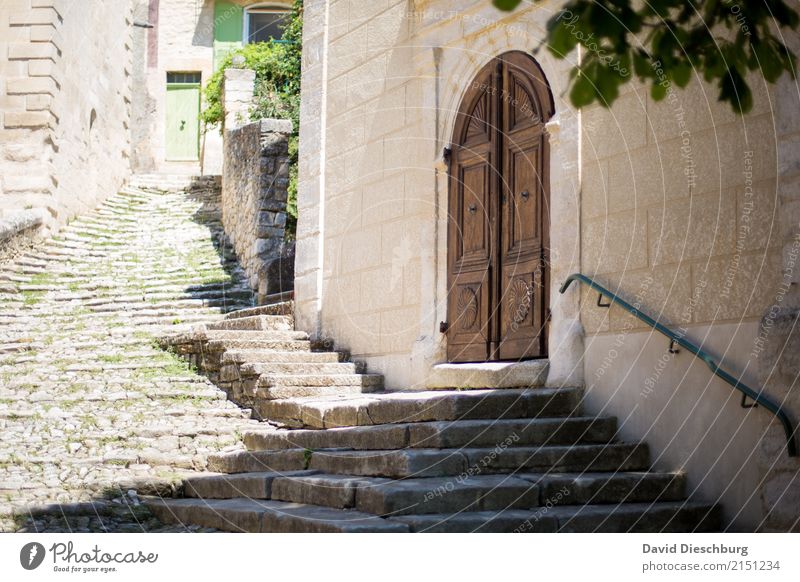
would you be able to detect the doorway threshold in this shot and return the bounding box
[426,360,549,390]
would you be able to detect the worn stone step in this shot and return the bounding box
[221,350,344,365]
[243,416,618,452]
[519,471,687,504]
[254,383,385,403]
[208,443,648,477]
[236,362,363,376]
[224,302,293,319]
[390,502,721,532]
[183,470,319,499]
[208,339,313,352]
[255,373,382,389]
[206,315,293,332]
[269,473,540,515]
[205,329,309,341]
[144,497,409,532]
[257,387,583,429]
[87,301,248,315]
[77,290,252,307]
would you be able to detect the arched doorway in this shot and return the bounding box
[446,51,554,362]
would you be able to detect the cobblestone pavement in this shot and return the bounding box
[0,185,263,532]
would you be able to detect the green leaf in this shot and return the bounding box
[492,0,523,10]
[720,67,753,114]
[547,19,580,57]
[633,50,653,77]
[752,40,783,83]
[569,71,597,108]
[651,80,668,101]
[671,61,692,87]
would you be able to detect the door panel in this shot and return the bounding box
[446,51,552,363]
[446,65,497,363]
[166,83,200,161]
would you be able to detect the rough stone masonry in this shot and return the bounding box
[222,117,294,304]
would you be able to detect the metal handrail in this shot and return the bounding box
[560,272,797,457]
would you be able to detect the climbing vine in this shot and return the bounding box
[201,0,303,239]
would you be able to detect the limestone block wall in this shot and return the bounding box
[222,117,292,299]
[294,0,327,334]
[576,72,790,531]
[222,67,255,130]
[754,30,800,533]
[0,0,133,236]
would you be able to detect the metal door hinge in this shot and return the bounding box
[439,321,449,333]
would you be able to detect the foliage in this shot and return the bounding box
[492,0,798,113]
[201,0,303,239]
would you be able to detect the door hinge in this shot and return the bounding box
[439,321,449,333]
[443,146,452,167]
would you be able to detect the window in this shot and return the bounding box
[244,5,289,43]
[167,72,201,84]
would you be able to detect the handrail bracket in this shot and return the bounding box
[560,272,797,458]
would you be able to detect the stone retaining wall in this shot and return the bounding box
[221,117,294,303]
[0,0,133,235]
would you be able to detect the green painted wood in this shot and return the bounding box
[165,83,201,161]
[214,0,243,70]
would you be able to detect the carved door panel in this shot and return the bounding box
[446,52,552,362]
[446,64,496,362]
[497,51,549,360]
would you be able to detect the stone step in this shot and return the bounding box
[269,473,540,514]
[242,416,619,451]
[208,443,649,477]
[224,302,293,319]
[255,373,382,388]
[144,495,718,533]
[390,502,721,533]
[183,470,319,499]
[254,374,383,404]
[235,362,363,376]
[257,387,583,429]
[205,329,309,341]
[87,299,251,314]
[208,339,313,352]
[221,350,345,365]
[206,315,293,332]
[144,496,409,532]
[268,471,685,515]
[518,471,687,504]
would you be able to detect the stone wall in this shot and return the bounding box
[754,30,800,532]
[221,67,255,131]
[0,0,133,236]
[222,117,293,302]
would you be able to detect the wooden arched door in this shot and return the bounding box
[446,51,554,362]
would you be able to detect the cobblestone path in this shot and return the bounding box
[0,184,263,531]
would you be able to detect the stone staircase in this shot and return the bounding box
[0,181,266,531]
[159,305,384,421]
[149,309,722,533]
[128,174,216,192]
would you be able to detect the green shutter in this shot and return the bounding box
[213,1,243,70]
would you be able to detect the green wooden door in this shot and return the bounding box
[165,80,200,161]
[213,0,243,70]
